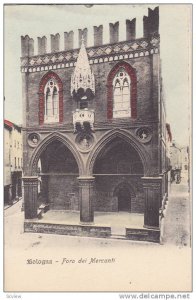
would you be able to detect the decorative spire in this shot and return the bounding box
[71,38,95,98]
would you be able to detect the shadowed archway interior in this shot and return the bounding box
[118,186,131,212]
[38,140,79,210]
[93,137,145,213]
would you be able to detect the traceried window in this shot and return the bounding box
[44,79,59,123]
[112,68,131,118]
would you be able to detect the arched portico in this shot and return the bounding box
[24,132,83,219]
[29,132,84,176]
[86,129,152,176]
[89,130,146,217]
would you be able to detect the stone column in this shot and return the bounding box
[23,176,38,219]
[40,176,49,204]
[142,177,162,229]
[78,177,95,223]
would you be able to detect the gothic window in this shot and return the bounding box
[39,72,63,125]
[107,62,137,120]
[113,68,131,118]
[44,79,59,123]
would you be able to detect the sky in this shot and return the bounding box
[4,4,192,145]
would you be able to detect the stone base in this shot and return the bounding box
[24,221,111,238]
[126,227,160,243]
[24,220,160,243]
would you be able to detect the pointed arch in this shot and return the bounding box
[39,71,63,124]
[86,129,151,176]
[107,61,137,119]
[29,132,84,175]
[113,181,136,198]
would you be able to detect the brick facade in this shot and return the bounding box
[21,6,169,235]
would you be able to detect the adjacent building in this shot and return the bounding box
[170,142,189,182]
[181,146,189,173]
[21,7,170,242]
[4,120,23,205]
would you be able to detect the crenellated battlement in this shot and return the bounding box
[64,31,74,50]
[93,25,103,47]
[21,35,34,57]
[143,7,159,38]
[21,7,159,57]
[37,36,47,55]
[20,7,159,73]
[109,22,119,44]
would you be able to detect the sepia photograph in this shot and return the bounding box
[3,2,192,295]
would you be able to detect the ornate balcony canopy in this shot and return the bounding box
[71,37,95,101]
[73,108,94,133]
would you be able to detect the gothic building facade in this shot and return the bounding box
[21,7,169,242]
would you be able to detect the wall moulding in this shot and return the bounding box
[20,36,160,73]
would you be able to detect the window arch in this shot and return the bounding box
[44,79,59,123]
[113,68,131,118]
[107,61,137,120]
[39,72,63,125]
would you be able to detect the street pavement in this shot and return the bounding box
[161,173,191,246]
[3,175,192,292]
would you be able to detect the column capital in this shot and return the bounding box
[23,176,39,185]
[77,176,95,180]
[141,176,162,180]
[142,176,162,188]
[23,176,39,180]
[77,176,95,186]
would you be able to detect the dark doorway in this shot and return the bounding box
[118,187,131,212]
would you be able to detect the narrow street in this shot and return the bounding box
[162,172,191,247]
[3,175,192,292]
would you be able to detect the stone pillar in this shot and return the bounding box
[142,177,162,229]
[40,176,49,204]
[23,176,38,219]
[78,177,95,223]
